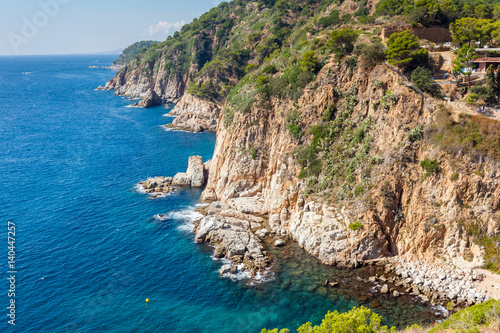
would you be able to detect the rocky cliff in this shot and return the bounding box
[201,59,500,273]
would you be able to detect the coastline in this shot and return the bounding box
[101,55,500,329]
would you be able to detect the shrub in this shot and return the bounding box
[327,28,359,55]
[349,221,363,230]
[256,75,269,87]
[288,124,303,139]
[450,172,459,181]
[411,67,437,94]
[354,42,386,67]
[323,103,337,121]
[246,63,258,73]
[354,6,369,17]
[470,85,490,101]
[318,10,339,27]
[286,109,303,139]
[354,184,365,197]
[407,125,423,142]
[250,147,257,160]
[353,127,365,144]
[420,158,439,174]
[370,155,384,165]
[467,93,480,104]
[262,64,278,74]
[299,51,320,73]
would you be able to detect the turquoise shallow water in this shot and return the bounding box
[0,55,438,332]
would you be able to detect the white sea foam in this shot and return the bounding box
[125,104,139,108]
[133,183,173,199]
[133,183,147,194]
[429,304,449,317]
[152,207,203,231]
[161,126,193,133]
[149,192,172,199]
[162,113,177,117]
[22,72,34,75]
[213,255,275,284]
[153,214,170,221]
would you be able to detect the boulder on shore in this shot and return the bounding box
[274,239,285,247]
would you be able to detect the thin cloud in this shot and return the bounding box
[147,21,185,36]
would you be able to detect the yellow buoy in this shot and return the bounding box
[146,298,149,303]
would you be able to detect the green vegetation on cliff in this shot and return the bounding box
[113,41,159,65]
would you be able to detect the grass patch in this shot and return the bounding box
[478,235,500,274]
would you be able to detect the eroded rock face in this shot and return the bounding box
[165,94,219,132]
[102,60,185,103]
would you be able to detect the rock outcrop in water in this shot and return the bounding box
[139,176,174,198]
[138,156,208,197]
[136,89,162,108]
[172,155,207,187]
[195,201,270,275]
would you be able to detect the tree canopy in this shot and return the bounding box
[326,28,359,56]
[385,30,428,69]
[261,306,395,333]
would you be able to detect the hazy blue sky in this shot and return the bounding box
[0,0,225,55]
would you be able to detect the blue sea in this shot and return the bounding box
[0,55,437,332]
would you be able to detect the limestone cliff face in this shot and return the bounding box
[202,61,500,268]
[104,58,186,102]
[166,93,220,132]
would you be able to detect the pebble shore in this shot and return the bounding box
[366,257,490,308]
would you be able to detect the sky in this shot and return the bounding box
[0,0,225,55]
